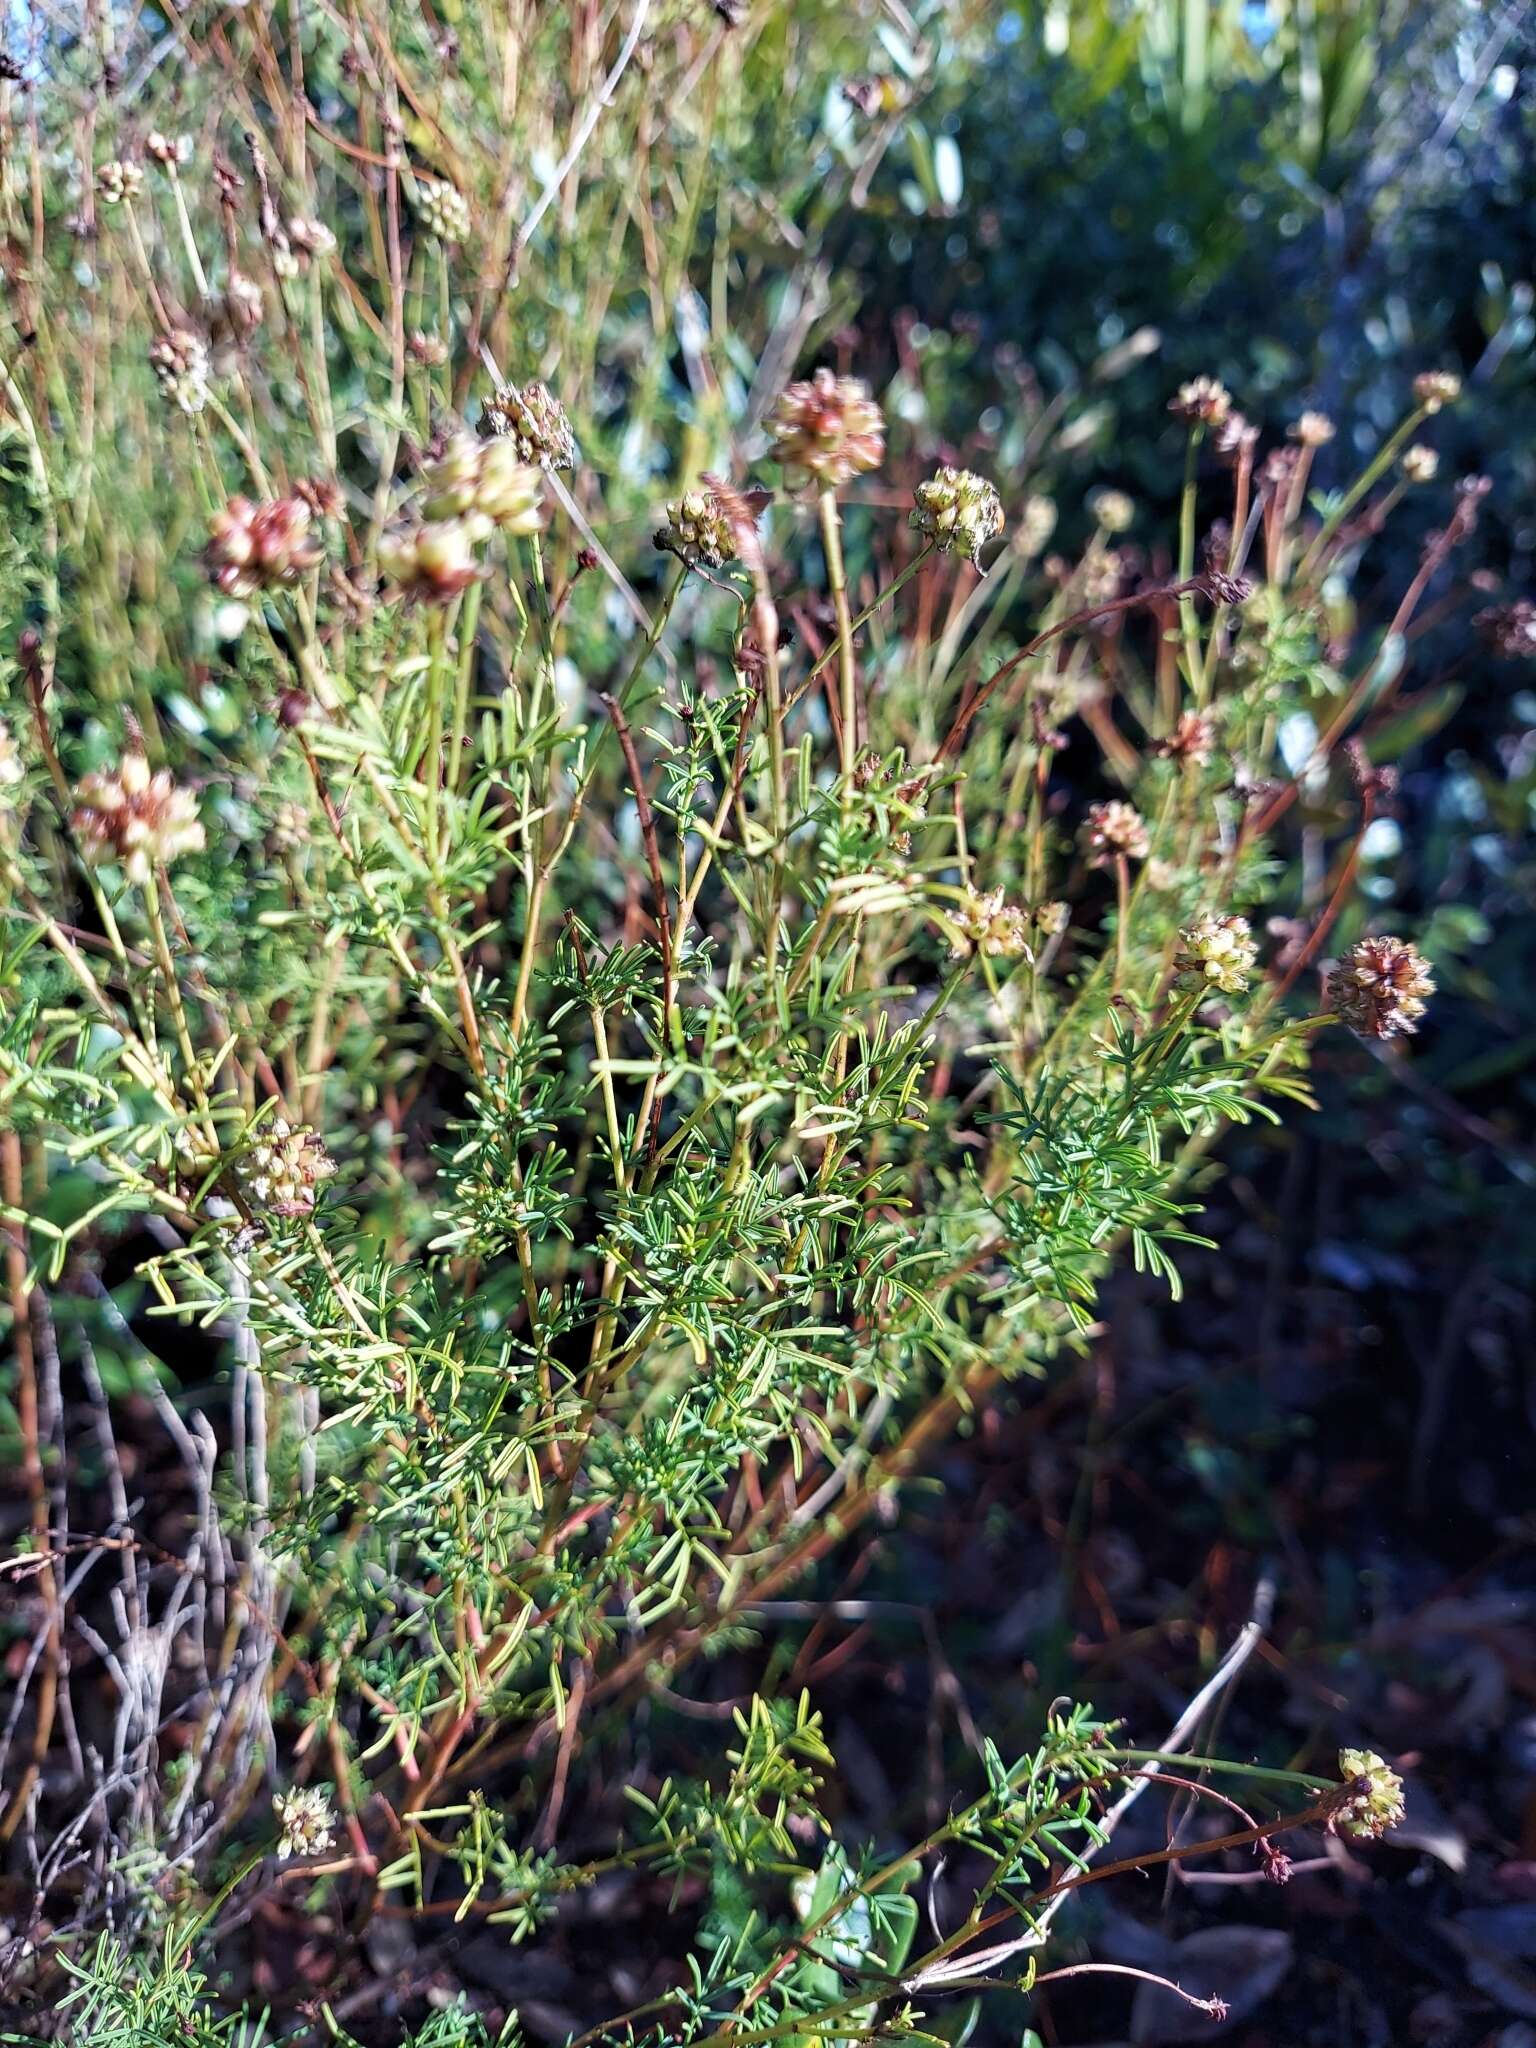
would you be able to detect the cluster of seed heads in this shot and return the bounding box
[149,329,211,414]
[413,176,471,244]
[241,1119,337,1218]
[910,468,1005,564]
[479,380,576,470]
[1326,935,1434,1040]
[72,755,204,884]
[95,159,144,205]
[1175,914,1257,997]
[421,435,545,532]
[769,369,885,486]
[656,487,738,570]
[206,496,322,596]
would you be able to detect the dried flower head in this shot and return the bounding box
[146,132,193,170]
[96,160,144,205]
[273,1785,336,1860]
[910,467,1004,564]
[1289,410,1336,447]
[1169,376,1232,428]
[422,434,544,535]
[1087,487,1135,535]
[951,885,1032,960]
[149,329,211,415]
[1475,600,1536,660]
[1400,444,1439,485]
[379,518,484,602]
[657,487,738,571]
[1155,710,1216,767]
[479,379,576,470]
[1331,1750,1405,1841]
[769,369,885,486]
[73,755,204,883]
[1413,370,1462,414]
[414,176,470,244]
[1081,799,1149,865]
[1175,914,1257,997]
[1327,935,1434,1040]
[206,496,322,596]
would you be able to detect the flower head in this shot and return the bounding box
[243,1118,337,1218]
[1081,799,1149,866]
[657,487,738,571]
[1018,494,1057,557]
[769,369,885,486]
[422,434,543,533]
[1413,370,1462,414]
[1154,710,1216,767]
[1475,600,1536,660]
[1176,914,1257,997]
[1331,1750,1405,1841]
[951,885,1031,960]
[1087,487,1135,535]
[286,217,337,264]
[1169,376,1232,428]
[273,1785,336,1860]
[1327,935,1434,1040]
[146,132,193,171]
[1289,410,1335,448]
[1401,444,1439,484]
[0,720,23,790]
[479,379,576,470]
[96,160,144,206]
[206,496,322,596]
[414,176,470,244]
[149,329,211,415]
[72,755,204,884]
[911,468,1005,564]
[379,518,484,602]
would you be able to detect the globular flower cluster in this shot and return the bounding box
[285,216,337,264]
[1169,376,1232,427]
[1289,410,1336,447]
[379,520,481,602]
[242,1118,337,1218]
[1475,599,1536,660]
[1175,913,1257,997]
[1327,935,1434,1040]
[1087,487,1135,535]
[1081,799,1149,865]
[149,329,211,415]
[1155,710,1216,766]
[96,159,144,205]
[1018,493,1058,556]
[422,435,544,532]
[1413,370,1462,413]
[206,496,322,596]
[1331,1750,1405,1841]
[769,369,885,486]
[951,885,1031,960]
[145,132,193,170]
[1401,444,1439,484]
[656,487,737,570]
[911,468,1004,564]
[413,176,471,244]
[273,1785,336,1860]
[72,755,204,884]
[0,719,23,789]
[479,379,576,470]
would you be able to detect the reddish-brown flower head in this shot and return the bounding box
[1327,936,1434,1040]
[206,496,322,596]
[769,369,885,486]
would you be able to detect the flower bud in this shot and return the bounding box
[1400,444,1439,484]
[146,132,193,170]
[1289,410,1335,447]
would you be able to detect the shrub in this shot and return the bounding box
[0,2,1458,2036]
